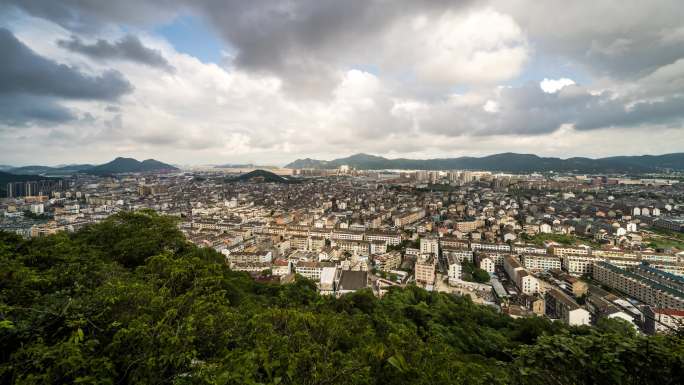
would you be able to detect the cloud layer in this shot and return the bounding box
[0,0,683,165]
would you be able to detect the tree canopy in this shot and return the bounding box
[1,211,682,384]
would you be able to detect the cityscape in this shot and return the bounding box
[2,156,684,334]
[2,0,684,384]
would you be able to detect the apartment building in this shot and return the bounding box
[415,255,436,285]
[545,288,591,326]
[370,240,387,255]
[551,246,591,258]
[290,235,308,250]
[477,251,506,267]
[644,307,684,334]
[479,257,495,273]
[393,209,426,227]
[226,251,273,265]
[513,245,548,255]
[440,237,470,250]
[308,236,326,251]
[504,255,540,295]
[448,261,462,281]
[592,262,684,310]
[420,236,439,255]
[562,254,604,275]
[332,239,370,255]
[331,230,365,241]
[365,231,401,246]
[443,248,474,263]
[455,219,483,233]
[373,252,402,272]
[471,242,511,253]
[518,271,540,295]
[521,254,562,272]
[295,261,335,281]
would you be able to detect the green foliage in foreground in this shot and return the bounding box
[1,211,682,385]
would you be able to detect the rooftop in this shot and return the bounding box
[338,270,368,291]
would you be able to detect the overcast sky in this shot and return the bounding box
[1,0,683,166]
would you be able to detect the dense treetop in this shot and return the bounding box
[1,211,682,384]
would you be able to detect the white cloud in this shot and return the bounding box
[540,78,576,93]
[483,100,500,113]
[382,9,529,87]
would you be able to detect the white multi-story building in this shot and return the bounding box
[420,236,439,255]
[226,251,273,265]
[519,272,540,295]
[545,288,591,326]
[563,254,604,276]
[552,246,591,258]
[522,254,562,272]
[295,261,335,281]
[478,251,506,267]
[365,232,401,246]
[471,243,511,253]
[479,257,495,273]
[512,245,548,255]
[443,248,473,263]
[331,230,364,241]
[504,255,539,295]
[332,240,370,255]
[448,262,462,281]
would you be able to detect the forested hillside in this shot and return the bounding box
[1,211,682,384]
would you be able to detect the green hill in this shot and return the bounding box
[0,211,681,384]
[87,157,178,175]
[230,169,294,183]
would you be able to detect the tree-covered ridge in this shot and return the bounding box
[0,211,682,384]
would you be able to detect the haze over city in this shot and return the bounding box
[1,0,684,166]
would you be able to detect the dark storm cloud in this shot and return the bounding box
[57,35,174,71]
[0,28,133,125]
[0,94,74,126]
[0,28,133,100]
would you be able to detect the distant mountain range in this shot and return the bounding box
[285,152,684,173]
[8,164,94,176]
[228,169,295,184]
[2,158,178,176]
